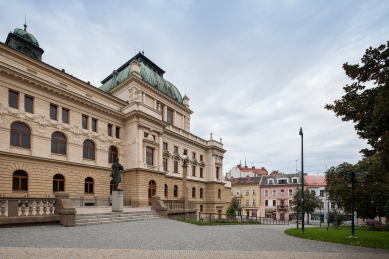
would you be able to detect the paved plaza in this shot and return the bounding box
[1,218,388,259]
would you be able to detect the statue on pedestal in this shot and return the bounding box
[111,157,123,191]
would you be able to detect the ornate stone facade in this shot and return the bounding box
[0,30,230,214]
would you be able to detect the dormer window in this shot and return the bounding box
[268,179,273,184]
[278,179,288,184]
[292,178,298,183]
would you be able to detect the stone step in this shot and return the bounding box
[74,211,162,226]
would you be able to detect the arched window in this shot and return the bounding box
[108,146,118,163]
[164,184,168,197]
[10,122,30,148]
[51,132,66,154]
[218,189,221,199]
[13,170,28,191]
[53,174,65,192]
[200,188,203,199]
[83,140,95,160]
[84,177,94,194]
[174,185,178,197]
[192,187,196,198]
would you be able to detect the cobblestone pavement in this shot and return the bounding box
[1,219,388,258]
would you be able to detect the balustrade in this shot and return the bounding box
[0,197,56,217]
[162,200,184,211]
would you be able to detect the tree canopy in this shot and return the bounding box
[324,156,389,219]
[325,41,389,167]
[290,188,320,224]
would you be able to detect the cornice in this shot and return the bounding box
[0,150,110,171]
[0,63,125,119]
[0,43,127,106]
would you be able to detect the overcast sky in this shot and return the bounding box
[1,0,388,175]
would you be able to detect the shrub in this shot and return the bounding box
[365,219,389,231]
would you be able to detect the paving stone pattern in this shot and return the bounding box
[0,219,388,258]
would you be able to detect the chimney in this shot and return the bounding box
[237,164,241,169]
[252,166,255,169]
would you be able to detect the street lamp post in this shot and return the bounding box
[295,159,298,174]
[345,171,368,238]
[299,127,305,233]
[319,200,322,228]
[296,187,299,229]
[182,150,188,198]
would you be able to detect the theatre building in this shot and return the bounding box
[0,24,230,213]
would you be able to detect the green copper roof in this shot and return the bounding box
[13,27,39,47]
[99,54,183,104]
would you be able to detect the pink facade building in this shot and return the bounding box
[260,173,305,220]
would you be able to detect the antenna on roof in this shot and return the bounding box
[24,15,27,31]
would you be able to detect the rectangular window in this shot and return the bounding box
[92,118,97,132]
[246,189,249,196]
[9,90,19,109]
[167,108,173,124]
[200,205,203,212]
[62,108,69,124]
[246,199,249,206]
[253,199,256,206]
[174,146,178,153]
[163,142,168,151]
[174,161,178,173]
[268,179,273,184]
[265,200,268,206]
[278,179,287,184]
[331,203,335,209]
[272,190,276,196]
[163,158,168,171]
[265,190,268,196]
[280,189,284,196]
[289,200,292,206]
[237,199,241,205]
[50,104,58,120]
[200,168,203,178]
[289,189,293,196]
[82,115,88,129]
[253,189,256,195]
[192,152,196,159]
[116,127,120,138]
[320,190,324,197]
[192,166,196,176]
[292,178,298,183]
[24,96,33,113]
[200,155,203,161]
[272,200,276,206]
[237,189,242,196]
[216,167,220,179]
[108,124,112,136]
[146,147,153,165]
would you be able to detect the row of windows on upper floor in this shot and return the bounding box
[235,198,257,206]
[162,142,204,162]
[8,90,120,138]
[263,199,333,209]
[234,189,325,197]
[10,122,119,162]
[12,170,223,200]
[266,178,299,184]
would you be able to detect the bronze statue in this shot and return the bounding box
[111,157,123,191]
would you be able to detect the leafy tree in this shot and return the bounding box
[324,156,389,219]
[324,41,389,168]
[290,188,320,224]
[327,209,349,229]
[230,197,239,210]
[226,204,236,220]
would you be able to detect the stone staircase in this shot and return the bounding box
[75,210,162,226]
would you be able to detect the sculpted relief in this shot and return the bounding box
[128,86,142,103]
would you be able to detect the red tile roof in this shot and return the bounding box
[304,175,325,186]
[229,177,262,185]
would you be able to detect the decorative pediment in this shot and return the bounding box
[172,153,181,160]
[128,86,142,103]
[191,159,198,165]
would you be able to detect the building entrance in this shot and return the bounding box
[148,180,156,206]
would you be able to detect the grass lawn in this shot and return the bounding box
[284,226,389,250]
[178,219,263,226]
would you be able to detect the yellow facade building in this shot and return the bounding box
[229,177,261,217]
[0,24,230,214]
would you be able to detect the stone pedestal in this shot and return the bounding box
[112,190,123,212]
